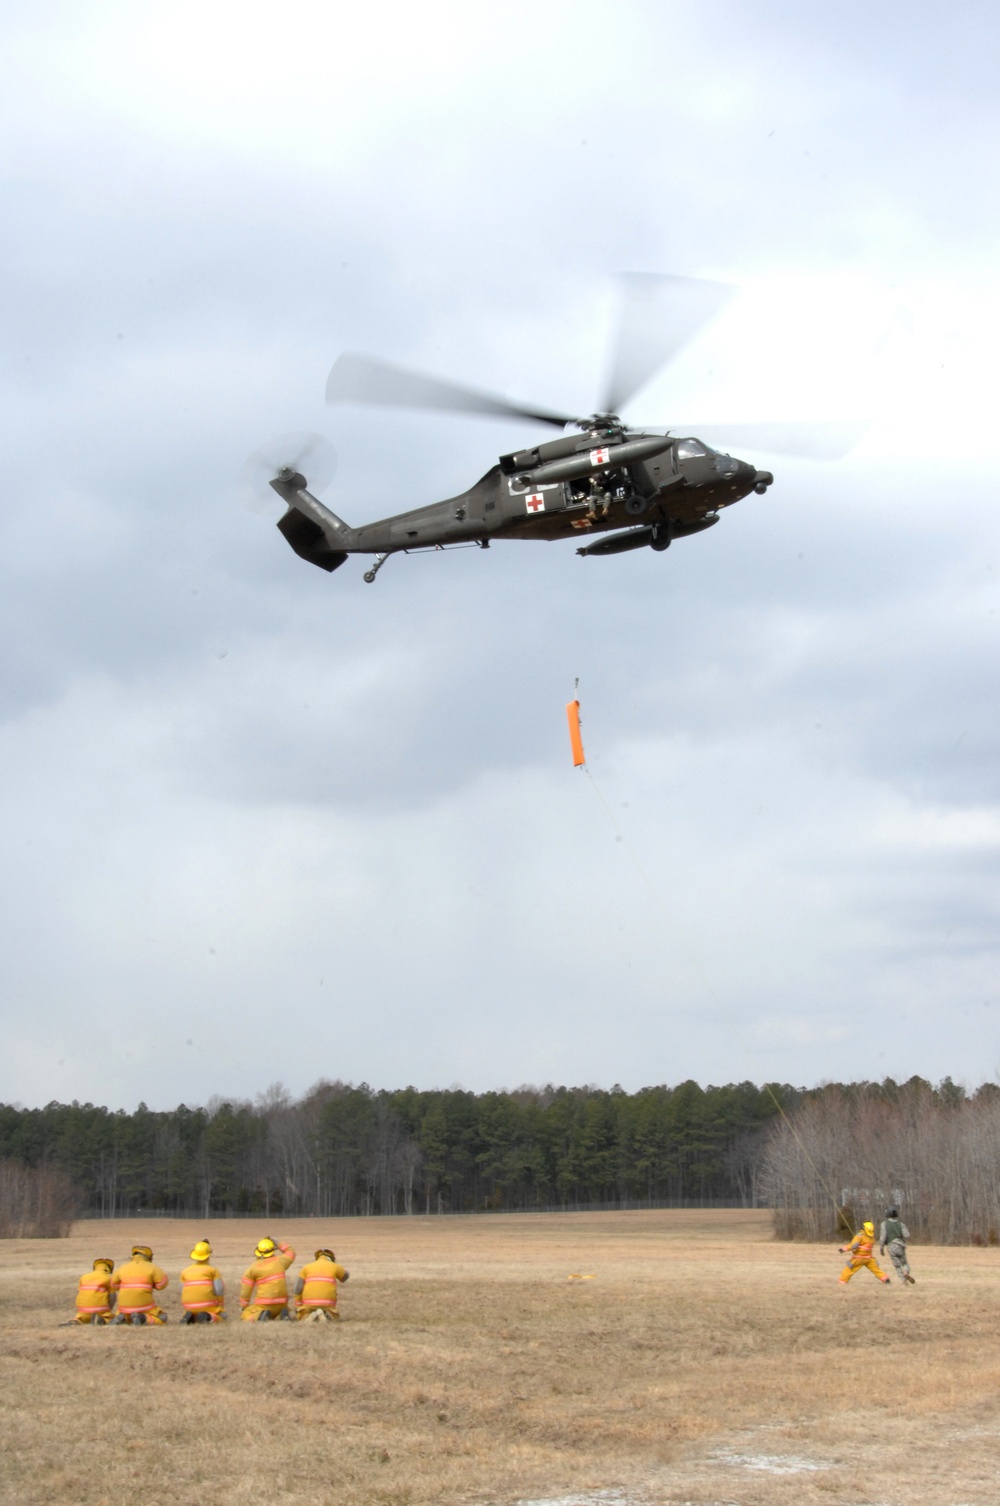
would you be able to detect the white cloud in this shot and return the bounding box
[2,0,1000,1107]
[872,805,1000,853]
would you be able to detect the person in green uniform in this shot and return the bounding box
[879,1206,915,1285]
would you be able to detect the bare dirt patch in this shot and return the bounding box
[1,1210,998,1505]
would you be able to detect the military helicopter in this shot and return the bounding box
[248,275,861,584]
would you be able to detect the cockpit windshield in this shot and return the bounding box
[675,438,715,460]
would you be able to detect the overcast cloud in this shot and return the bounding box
[2,0,1000,1110]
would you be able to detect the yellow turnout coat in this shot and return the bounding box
[111,1255,169,1315]
[74,1263,115,1321]
[296,1255,348,1315]
[181,1262,224,1316]
[240,1244,295,1312]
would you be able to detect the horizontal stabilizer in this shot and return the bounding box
[277,508,348,572]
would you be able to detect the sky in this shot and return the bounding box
[3,0,1000,1110]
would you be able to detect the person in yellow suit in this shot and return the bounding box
[294,1248,349,1322]
[839,1221,891,1285]
[239,1235,296,1320]
[180,1239,226,1323]
[110,1245,170,1323]
[66,1257,117,1324]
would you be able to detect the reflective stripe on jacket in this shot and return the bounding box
[181,1262,224,1310]
[110,1257,169,1312]
[75,1270,114,1315]
[297,1257,347,1308]
[240,1246,295,1307]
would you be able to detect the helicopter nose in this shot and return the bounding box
[753,469,773,495]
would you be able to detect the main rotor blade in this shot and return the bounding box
[326,352,577,428]
[601,274,737,416]
[675,419,870,461]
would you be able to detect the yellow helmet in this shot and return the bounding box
[863,1221,874,1236]
[314,1248,335,1261]
[131,1246,153,1261]
[93,1257,114,1272]
[255,1237,277,1258]
[190,1240,212,1262]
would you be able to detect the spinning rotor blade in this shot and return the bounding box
[601,273,737,416]
[675,419,870,461]
[326,352,577,428]
[241,431,337,514]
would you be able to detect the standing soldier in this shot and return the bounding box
[879,1206,916,1285]
[66,1257,117,1324]
[294,1247,349,1322]
[180,1238,226,1323]
[239,1236,296,1321]
[838,1221,891,1286]
[111,1245,170,1323]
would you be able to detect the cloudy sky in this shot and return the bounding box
[3,0,1000,1110]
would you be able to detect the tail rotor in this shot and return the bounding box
[241,431,337,514]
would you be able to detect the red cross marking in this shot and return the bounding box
[590,447,610,466]
[526,494,545,513]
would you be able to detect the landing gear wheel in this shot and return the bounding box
[624,495,647,516]
[363,570,376,583]
[650,524,672,552]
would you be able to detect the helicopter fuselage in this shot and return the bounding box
[270,425,773,575]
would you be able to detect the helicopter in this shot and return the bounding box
[248,275,859,585]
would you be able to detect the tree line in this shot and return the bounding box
[4,1075,995,1238]
[0,1079,790,1218]
[761,1076,1000,1242]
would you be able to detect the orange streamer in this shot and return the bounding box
[566,699,585,767]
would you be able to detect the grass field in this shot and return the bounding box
[1,1209,998,1506]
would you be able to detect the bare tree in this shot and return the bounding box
[0,1161,79,1237]
[396,1138,423,1215]
[764,1081,1000,1243]
[723,1126,769,1208]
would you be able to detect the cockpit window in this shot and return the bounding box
[675,438,711,459]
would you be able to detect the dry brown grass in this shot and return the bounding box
[2,1209,999,1506]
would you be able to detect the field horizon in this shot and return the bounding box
[2,1208,998,1505]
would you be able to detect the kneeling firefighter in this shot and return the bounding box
[295,1248,349,1321]
[839,1221,890,1286]
[180,1239,226,1323]
[67,1257,117,1324]
[111,1246,170,1323]
[239,1236,296,1320]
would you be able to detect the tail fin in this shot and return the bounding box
[276,508,347,572]
[270,472,356,573]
